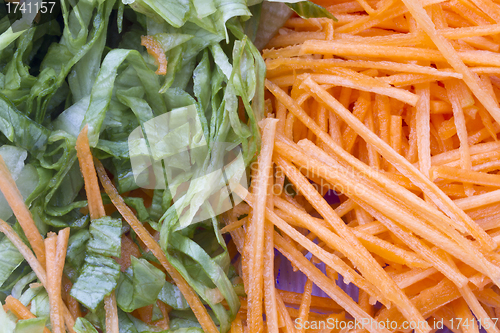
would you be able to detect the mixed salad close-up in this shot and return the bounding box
[5,0,500,332]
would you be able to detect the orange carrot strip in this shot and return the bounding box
[95,159,219,333]
[442,251,500,333]
[299,40,500,67]
[76,125,106,220]
[263,220,278,333]
[104,292,119,333]
[451,299,480,333]
[275,292,296,333]
[54,228,73,327]
[297,278,313,333]
[358,290,373,317]
[266,82,474,287]
[46,234,64,333]
[415,83,432,180]
[152,300,171,330]
[431,165,500,187]
[230,314,244,333]
[445,79,474,196]
[273,155,427,326]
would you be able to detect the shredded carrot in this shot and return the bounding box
[246,118,278,333]
[46,233,64,333]
[153,301,171,330]
[140,35,167,75]
[246,4,500,332]
[76,125,106,220]
[230,314,244,333]
[63,277,82,319]
[297,278,313,333]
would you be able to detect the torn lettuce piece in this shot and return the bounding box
[65,230,91,271]
[70,255,121,312]
[30,289,50,319]
[87,216,122,258]
[117,309,139,333]
[10,272,37,300]
[14,317,48,333]
[73,318,99,333]
[158,281,189,310]
[285,1,337,19]
[116,257,166,312]
[82,49,165,147]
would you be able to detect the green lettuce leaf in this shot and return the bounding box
[30,289,50,319]
[0,301,16,332]
[70,217,122,311]
[10,272,37,300]
[14,317,47,333]
[66,230,91,271]
[117,310,139,333]
[82,49,165,147]
[116,257,166,313]
[0,94,50,156]
[0,237,24,287]
[158,281,189,310]
[285,1,337,19]
[87,216,122,257]
[70,255,121,312]
[18,282,43,307]
[73,318,99,333]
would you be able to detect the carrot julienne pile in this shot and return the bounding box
[226,1,500,332]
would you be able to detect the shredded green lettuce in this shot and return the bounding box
[70,217,122,311]
[116,257,166,312]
